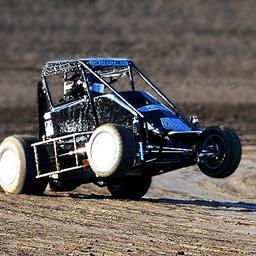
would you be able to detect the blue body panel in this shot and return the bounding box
[138,104,170,113]
[138,103,191,132]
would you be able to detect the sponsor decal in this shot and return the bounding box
[161,117,191,131]
[88,59,129,67]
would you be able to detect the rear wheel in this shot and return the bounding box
[107,176,152,199]
[198,127,242,178]
[87,124,136,178]
[0,135,48,194]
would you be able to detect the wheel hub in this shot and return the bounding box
[198,135,226,169]
[90,131,118,171]
[0,149,20,186]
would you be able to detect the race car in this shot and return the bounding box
[0,58,242,199]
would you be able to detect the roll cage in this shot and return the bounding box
[41,58,195,131]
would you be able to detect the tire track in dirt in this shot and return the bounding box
[0,182,256,255]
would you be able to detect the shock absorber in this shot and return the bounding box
[133,116,144,161]
[133,116,140,135]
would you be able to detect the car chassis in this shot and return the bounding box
[34,59,201,177]
[0,58,242,198]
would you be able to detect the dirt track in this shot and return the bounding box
[0,1,256,255]
[0,147,255,256]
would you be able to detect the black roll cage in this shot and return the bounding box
[41,59,194,131]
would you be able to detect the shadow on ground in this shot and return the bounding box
[144,197,256,213]
[44,192,256,213]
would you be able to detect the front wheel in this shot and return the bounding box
[198,127,242,178]
[107,176,152,200]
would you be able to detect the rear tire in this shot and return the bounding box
[107,176,152,199]
[87,124,136,178]
[0,135,48,194]
[198,127,242,178]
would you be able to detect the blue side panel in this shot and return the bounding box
[138,104,171,113]
[138,103,191,131]
[161,117,191,131]
[88,58,129,67]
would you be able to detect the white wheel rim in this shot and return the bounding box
[90,131,118,171]
[0,149,20,186]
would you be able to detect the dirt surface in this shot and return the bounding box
[0,147,255,256]
[0,1,256,255]
[0,0,256,143]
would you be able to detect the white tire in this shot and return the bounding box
[87,124,136,177]
[0,135,47,194]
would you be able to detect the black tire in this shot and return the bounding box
[0,135,48,194]
[198,127,242,178]
[107,176,152,199]
[48,179,78,192]
[87,124,136,177]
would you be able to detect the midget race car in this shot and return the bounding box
[0,58,242,199]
